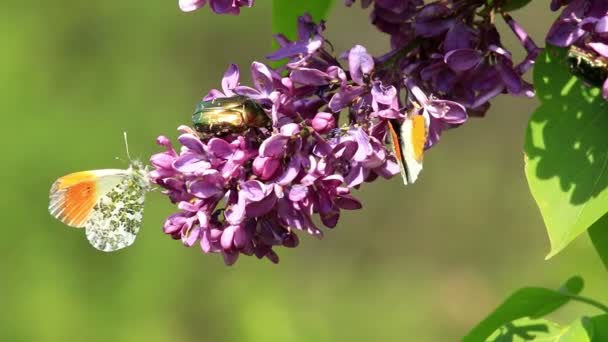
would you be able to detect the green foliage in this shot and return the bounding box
[524,46,608,259]
[463,277,584,342]
[588,214,608,270]
[487,315,608,342]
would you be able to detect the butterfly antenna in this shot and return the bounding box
[123,131,132,161]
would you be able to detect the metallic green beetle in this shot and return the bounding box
[567,46,608,88]
[192,96,270,136]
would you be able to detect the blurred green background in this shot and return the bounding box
[2,1,606,341]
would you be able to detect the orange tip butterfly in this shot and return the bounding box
[387,111,430,185]
[48,133,151,252]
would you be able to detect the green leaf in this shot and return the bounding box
[486,315,608,342]
[588,213,608,270]
[271,0,334,41]
[463,276,584,342]
[587,314,608,341]
[524,45,608,259]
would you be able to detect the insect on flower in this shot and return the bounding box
[387,111,430,185]
[48,133,151,252]
[567,46,608,89]
[192,95,270,137]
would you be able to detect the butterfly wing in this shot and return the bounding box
[49,169,129,227]
[388,113,429,185]
[84,171,148,252]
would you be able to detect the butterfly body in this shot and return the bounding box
[49,161,150,252]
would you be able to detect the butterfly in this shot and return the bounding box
[387,111,430,185]
[48,134,151,252]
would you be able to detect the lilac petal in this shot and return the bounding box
[221,64,240,95]
[311,112,336,133]
[150,152,175,169]
[156,135,173,149]
[245,193,277,217]
[376,108,402,119]
[276,154,302,186]
[603,79,608,100]
[233,225,249,249]
[597,17,608,34]
[547,22,586,47]
[222,251,239,265]
[163,214,186,234]
[252,156,281,180]
[290,68,330,86]
[260,135,289,158]
[207,138,234,159]
[182,225,200,247]
[444,22,475,51]
[351,128,373,162]
[496,62,523,94]
[179,0,206,12]
[336,195,362,210]
[233,85,261,98]
[178,134,205,154]
[225,192,246,225]
[328,86,366,112]
[444,49,482,72]
[349,45,374,85]
[427,100,467,124]
[241,180,268,201]
[371,83,397,105]
[321,211,339,228]
[280,123,301,136]
[221,225,236,249]
[189,176,223,199]
[203,89,225,101]
[173,153,210,173]
[589,42,608,57]
[375,158,401,178]
[333,141,358,160]
[200,230,212,253]
[405,78,429,105]
[345,164,366,187]
[288,185,309,202]
[251,61,274,95]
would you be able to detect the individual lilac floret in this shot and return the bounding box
[179,0,254,14]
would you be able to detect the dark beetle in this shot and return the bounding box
[192,96,270,136]
[567,46,608,88]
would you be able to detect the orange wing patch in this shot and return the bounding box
[410,115,428,162]
[388,120,403,163]
[49,171,99,227]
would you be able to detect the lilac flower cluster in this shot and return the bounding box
[151,16,407,264]
[158,1,543,264]
[179,0,253,14]
[547,0,608,98]
[346,0,540,116]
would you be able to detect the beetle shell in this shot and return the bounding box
[192,96,270,136]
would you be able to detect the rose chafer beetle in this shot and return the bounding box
[192,96,270,136]
[567,46,608,88]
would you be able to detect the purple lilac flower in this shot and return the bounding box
[346,0,540,116]
[154,7,541,264]
[151,46,400,264]
[179,0,254,14]
[547,0,608,99]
